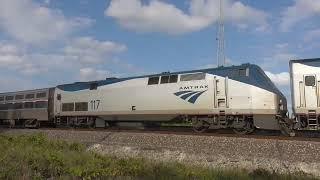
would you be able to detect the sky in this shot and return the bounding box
[0,0,320,109]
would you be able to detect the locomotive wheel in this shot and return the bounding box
[88,117,96,129]
[192,118,209,133]
[233,120,254,135]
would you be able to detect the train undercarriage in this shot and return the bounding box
[189,114,295,136]
[0,113,302,137]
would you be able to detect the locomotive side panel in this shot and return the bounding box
[54,74,215,121]
[54,73,263,121]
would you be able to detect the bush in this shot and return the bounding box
[0,134,317,179]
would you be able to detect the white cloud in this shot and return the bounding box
[199,57,234,69]
[280,0,320,31]
[105,0,268,34]
[0,76,38,92]
[260,43,299,69]
[0,0,93,45]
[64,37,127,64]
[261,51,297,69]
[44,0,50,5]
[79,68,111,81]
[221,1,269,31]
[275,43,289,49]
[0,43,60,75]
[199,64,217,69]
[271,53,297,62]
[304,29,320,42]
[265,71,290,86]
[0,42,25,67]
[0,37,128,77]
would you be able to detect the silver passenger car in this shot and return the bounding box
[0,88,54,127]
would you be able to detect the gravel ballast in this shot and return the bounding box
[2,129,320,177]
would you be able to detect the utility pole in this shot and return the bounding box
[217,0,225,67]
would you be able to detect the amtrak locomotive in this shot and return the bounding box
[0,59,319,135]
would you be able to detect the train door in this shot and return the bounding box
[213,76,228,109]
[48,88,55,120]
[55,93,62,116]
[303,75,317,109]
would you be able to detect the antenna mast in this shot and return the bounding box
[217,0,225,67]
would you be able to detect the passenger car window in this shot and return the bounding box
[148,77,159,85]
[180,73,205,81]
[6,103,13,110]
[24,102,34,109]
[5,96,14,101]
[14,103,23,109]
[169,75,178,83]
[15,94,24,100]
[36,92,47,98]
[305,76,316,86]
[35,101,48,108]
[25,94,35,99]
[160,76,169,84]
[0,104,8,110]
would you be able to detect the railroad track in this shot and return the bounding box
[1,124,319,142]
[31,126,320,142]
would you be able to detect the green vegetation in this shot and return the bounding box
[0,133,317,179]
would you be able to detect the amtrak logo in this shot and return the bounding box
[174,90,207,104]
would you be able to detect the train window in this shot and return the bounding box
[14,103,23,109]
[148,77,159,85]
[90,83,98,90]
[5,96,14,101]
[169,75,178,83]
[180,73,206,81]
[57,94,61,100]
[230,69,237,77]
[24,102,34,109]
[0,104,7,110]
[75,102,88,111]
[231,69,247,77]
[62,103,74,111]
[6,103,13,110]
[35,101,48,109]
[15,94,24,100]
[239,69,247,76]
[0,96,4,101]
[305,76,316,86]
[36,92,47,98]
[25,94,35,99]
[160,76,169,84]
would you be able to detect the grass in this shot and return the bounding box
[0,133,317,180]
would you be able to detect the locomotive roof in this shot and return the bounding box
[58,63,253,88]
[56,63,286,101]
[290,58,320,63]
[289,58,320,67]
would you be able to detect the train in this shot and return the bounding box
[0,58,319,136]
